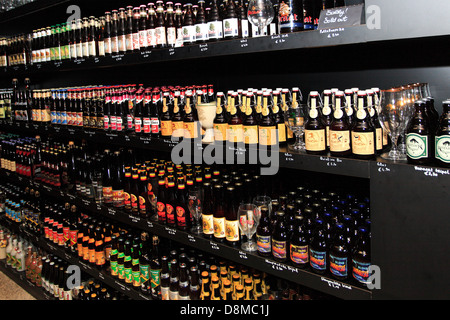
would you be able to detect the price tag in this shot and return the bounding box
[128,214,141,224]
[98,272,105,280]
[112,54,124,62]
[320,156,342,167]
[168,48,175,56]
[165,227,176,236]
[240,39,248,48]
[284,152,295,162]
[141,50,152,58]
[210,241,220,250]
[238,251,248,260]
[187,235,196,243]
[199,43,208,52]
[94,57,100,64]
[54,61,63,68]
[146,221,154,229]
[107,207,116,216]
[377,162,392,173]
[320,277,352,290]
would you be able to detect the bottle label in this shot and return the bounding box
[305,129,326,151]
[161,120,173,137]
[272,239,287,259]
[184,121,198,139]
[113,189,124,207]
[290,244,309,265]
[406,133,428,160]
[167,27,177,45]
[244,125,258,144]
[214,123,228,141]
[213,216,226,238]
[259,126,277,146]
[161,287,170,300]
[172,121,185,137]
[436,135,450,163]
[182,25,196,43]
[277,123,287,143]
[150,268,161,289]
[139,196,147,213]
[146,29,156,47]
[330,254,348,277]
[256,234,271,254]
[352,259,370,284]
[310,248,326,271]
[225,220,240,242]
[351,131,375,156]
[140,264,149,286]
[228,124,244,143]
[69,230,77,247]
[202,214,214,235]
[155,27,167,46]
[330,130,351,153]
[195,23,209,41]
[207,21,223,40]
[176,206,187,227]
[95,249,106,266]
[157,201,166,222]
[103,186,113,204]
[241,19,249,38]
[133,33,140,50]
[375,127,383,151]
[166,204,175,225]
[139,30,148,48]
[151,117,160,133]
[223,18,239,37]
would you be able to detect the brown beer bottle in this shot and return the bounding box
[304,91,327,155]
[329,91,351,157]
[214,92,228,143]
[351,90,376,160]
[435,100,450,167]
[225,185,240,246]
[183,91,199,140]
[367,89,383,155]
[227,92,244,145]
[213,184,226,243]
[171,91,184,139]
[406,99,432,165]
[259,92,277,148]
[243,91,259,148]
[322,90,333,151]
[271,90,287,147]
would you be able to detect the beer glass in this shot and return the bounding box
[284,104,306,151]
[247,0,274,37]
[238,204,259,252]
[253,195,272,219]
[377,88,413,161]
[188,186,203,234]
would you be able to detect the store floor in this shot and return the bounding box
[0,271,36,300]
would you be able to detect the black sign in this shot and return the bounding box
[318,4,364,29]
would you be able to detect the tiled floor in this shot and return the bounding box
[0,271,36,300]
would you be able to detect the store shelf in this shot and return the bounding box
[0,215,151,300]
[0,169,372,300]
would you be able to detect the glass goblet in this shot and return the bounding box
[284,104,306,151]
[238,204,259,252]
[247,0,274,37]
[188,186,203,234]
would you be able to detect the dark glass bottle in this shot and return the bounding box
[182,3,196,45]
[175,177,189,230]
[406,99,432,165]
[329,222,349,280]
[150,235,162,300]
[207,0,223,42]
[278,0,304,33]
[435,100,450,167]
[271,211,289,262]
[225,185,240,246]
[259,92,277,148]
[213,184,226,243]
[351,90,376,160]
[289,214,309,269]
[351,226,371,285]
[329,90,351,157]
[256,206,272,257]
[305,91,327,155]
[223,0,240,39]
[309,219,328,274]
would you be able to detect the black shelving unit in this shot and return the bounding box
[1,0,450,300]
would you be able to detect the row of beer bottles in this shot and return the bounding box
[304,88,387,159]
[406,98,450,167]
[0,89,13,119]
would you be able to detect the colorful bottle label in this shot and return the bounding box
[290,244,309,265]
[161,120,173,137]
[225,220,240,242]
[330,130,351,153]
[329,254,348,277]
[272,239,287,259]
[213,217,226,239]
[352,259,371,284]
[244,125,258,144]
[176,206,187,227]
[256,234,271,254]
[166,204,175,225]
[305,129,326,151]
[202,214,214,235]
[223,18,239,37]
[435,135,450,163]
[259,126,277,146]
[310,248,327,271]
[351,131,375,156]
[406,133,428,159]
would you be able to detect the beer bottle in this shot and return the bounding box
[278,0,303,33]
[208,0,223,42]
[155,1,167,48]
[104,12,112,56]
[200,271,211,300]
[165,176,177,227]
[213,184,226,242]
[111,10,120,54]
[303,0,315,30]
[189,266,201,300]
[172,91,184,139]
[225,185,240,246]
[116,237,126,281]
[93,225,105,270]
[160,91,173,138]
[351,90,376,160]
[102,150,113,205]
[243,91,259,148]
[195,0,209,43]
[87,224,96,263]
[146,5,157,49]
[134,90,143,135]
[150,235,162,300]
[169,259,179,300]
[256,206,271,257]
[139,5,149,51]
[272,90,287,147]
[200,181,214,239]
[329,222,349,281]
[344,89,355,128]
[351,226,371,285]
[183,91,199,140]
[329,90,351,157]
[367,89,383,155]
[130,168,140,216]
[156,175,167,223]
[143,89,152,135]
[213,92,228,143]
[305,91,327,154]
[271,211,288,263]
[182,3,196,45]
[178,263,190,300]
[138,233,151,295]
[175,177,189,230]
[259,92,277,148]
[151,90,161,137]
[122,243,135,285]
[423,97,439,134]
[174,3,184,43]
[321,90,333,151]
[138,169,150,219]
[406,99,432,165]
[112,151,124,208]
[160,256,170,300]
[309,219,328,275]
[289,214,309,269]
[435,100,450,167]
[223,0,239,39]
[237,0,249,38]
[166,2,177,48]
[227,92,244,145]
[132,8,141,52]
